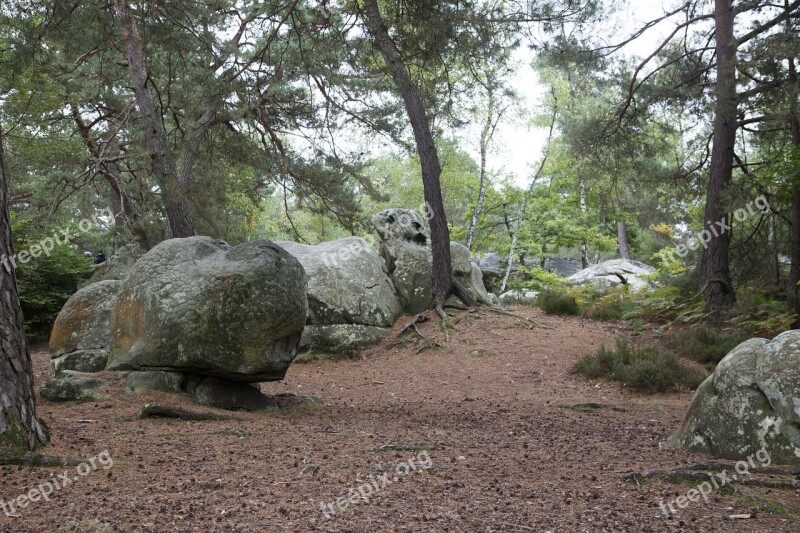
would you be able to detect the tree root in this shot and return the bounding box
[624,462,800,513]
[398,313,430,337]
[0,451,82,467]
[483,307,555,329]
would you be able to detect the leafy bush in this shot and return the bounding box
[575,340,706,394]
[518,266,566,291]
[586,294,641,321]
[536,289,579,315]
[662,327,746,365]
[11,217,93,341]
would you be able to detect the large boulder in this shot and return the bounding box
[49,280,122,375]
[275,238,402,354]
[107,236,308,382]
[670,331,800,464]
[567,259,655,291]
[371,209,492,313]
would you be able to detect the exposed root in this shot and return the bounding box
[0,451,82,467]
[483,307,555,329]
[398,313,430,338]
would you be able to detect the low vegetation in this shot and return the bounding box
[662,327,746,366]
[535,289,580,316]
[574,340,707,394]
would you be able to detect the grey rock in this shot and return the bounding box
[499,290,540,306]
[276,238,401,329]
[299,324,393,354]
[371,209,492,312]
[125,371,187,394]
[49,280,122,375]
[190,377,269,411]
[40,377,107,402]
[567,259,655,291]
[670,332,800,464]
[542,257,583,278]
[107,236,308,382]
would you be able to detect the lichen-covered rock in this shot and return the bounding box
[107,236,307,382]
[125,371,187,394]
[299,324,392,354]
[276,238,401,329]
[371,209,492,312]
[187,376,269,411]
[568,259,655,291]
[670,332,800,463]
[40,377,107,402]
[499,290,540,306]
[49,280,121,375]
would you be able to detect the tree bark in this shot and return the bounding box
[0,123,48,451]
[702,0,738,323]
[617,220,631,260]
[361,0,473,312]
[115,0,195,239]
[466,89,499,250]
[787,54,800,327]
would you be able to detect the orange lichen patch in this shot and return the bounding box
[109,294,146,353]
[49,297,96,354]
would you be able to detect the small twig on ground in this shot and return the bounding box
[398,313,430,337]
[0,451,83,467]
[483,307,555,329]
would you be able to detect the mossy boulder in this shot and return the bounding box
[670,331,800,464]
[49,280,122,375]
[371,209,492,312]
[40,377,107,402]
[107,237,307,382]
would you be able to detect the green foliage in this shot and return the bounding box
[11,216,93,340]
[729,290,797,337]
[662,327,746,366]
[574,340,706,394]
[536,289,580,315]
[518,266,565,291]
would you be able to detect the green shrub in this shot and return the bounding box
[662,327,746,366]
[536,289,579,315]
[575,340,706,394]
[11,217,93,341]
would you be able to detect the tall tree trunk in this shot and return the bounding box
[361,0,473,313]
[579,175,589,268]
[0,123,48,452]
[787,55,800,327]
[115,0,195,239]
[702,0,738,323]
[617,220,631,260]
[466,89,499,250]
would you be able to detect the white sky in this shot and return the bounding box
[461,0,681,187]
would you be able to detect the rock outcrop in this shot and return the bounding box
[107,236,308,382]
[670,331,800,464]
[567,259,655,291]
[276,238,401,353]
[371,208,492,312]
[49,280,121,375]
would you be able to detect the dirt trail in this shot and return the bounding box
[1,308,797,532]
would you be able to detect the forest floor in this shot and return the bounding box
[1,307,799,532]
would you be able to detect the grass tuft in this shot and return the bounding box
[536,289,580,315]
[575,340,706,394]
